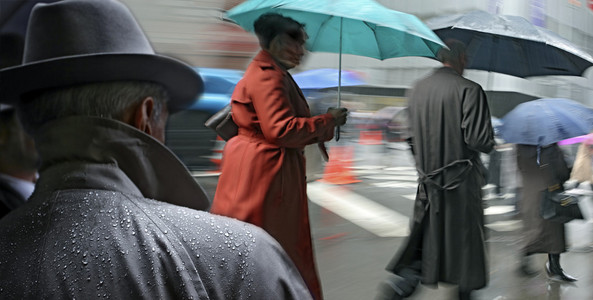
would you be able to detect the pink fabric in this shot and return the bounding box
[558,133,593,145]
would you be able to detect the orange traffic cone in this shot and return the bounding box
[358,130,383,145]
[318,146,361,185]
[209,136,224,174]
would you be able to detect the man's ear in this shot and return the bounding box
[132,97,156,136]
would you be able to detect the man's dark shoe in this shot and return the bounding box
[376,273,418,300]
[377,280,405,300]
[458,290,472,300]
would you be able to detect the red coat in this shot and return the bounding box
[211,50,336,299]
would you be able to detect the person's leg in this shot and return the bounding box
[458,289,473,300]
[546,253,577,282]
[517,251,539,277]
[377,260,422,299]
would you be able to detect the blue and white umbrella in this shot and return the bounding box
[500,98,593,146]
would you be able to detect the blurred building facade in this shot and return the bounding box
[121,0,593,115]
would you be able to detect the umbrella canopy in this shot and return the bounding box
[426,10,593,78]
[500,98,593,146]
[491,117,503,136]
[292,68,365,89]
[226,0,445,140]
[226,0,444,60]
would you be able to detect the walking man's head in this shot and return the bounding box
[0,0,204,142]
[438,39,468,75]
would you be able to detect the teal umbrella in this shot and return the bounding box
[226,0,445,140]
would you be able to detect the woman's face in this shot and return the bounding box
[268,29,307,69]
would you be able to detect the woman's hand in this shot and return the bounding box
[327,107,348,126]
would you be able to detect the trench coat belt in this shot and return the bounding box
[416,158,474,213]
[417,159,474,191]
[237,128,304,154]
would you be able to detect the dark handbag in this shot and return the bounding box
[204,104,238,141]
[540,187,584,223]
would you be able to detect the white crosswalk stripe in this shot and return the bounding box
[363,175,418,181]
[307,164,522,235]
[383,166,417,172]
[403,194,416,200]
[485,220,522,232]
[484,205,516,216]
[308,182,410,237]
[371,181,418,189]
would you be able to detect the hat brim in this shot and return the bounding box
[0,53,203,113]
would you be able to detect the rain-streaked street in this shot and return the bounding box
[196,139,593,300]
[2,0,593,299]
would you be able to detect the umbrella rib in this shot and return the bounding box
[308,14,335,50]
[555,50,587,75]
[362,21,383,60]
[551,101,593,133]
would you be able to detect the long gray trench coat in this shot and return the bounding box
[388,67,495,291]
[516,144,568,254]
[0,116,311,299]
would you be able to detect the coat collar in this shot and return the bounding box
[436,66,459,75]
[253,50,289,73]
[32,116,209,210]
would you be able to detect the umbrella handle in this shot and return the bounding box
[336,126,340,141]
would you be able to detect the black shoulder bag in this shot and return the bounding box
[540,184,583,223]
[540,154,584,223]
[204,104,238,141]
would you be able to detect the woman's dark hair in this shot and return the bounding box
[253,13,305,49]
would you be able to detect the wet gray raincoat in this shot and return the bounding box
[0,116,311,299]
[388,67,495,291]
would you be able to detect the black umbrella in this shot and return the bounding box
[425,10,593,78]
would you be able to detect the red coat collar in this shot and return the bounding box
[253,50,289,73]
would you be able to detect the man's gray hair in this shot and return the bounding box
[437,39,467,66]
[17,81,169,134]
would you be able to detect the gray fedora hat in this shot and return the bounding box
[0,0,203,112]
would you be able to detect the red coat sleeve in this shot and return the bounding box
[247,67,336,148]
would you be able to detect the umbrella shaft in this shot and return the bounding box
[336,17,343,141]
[338,16,342,108]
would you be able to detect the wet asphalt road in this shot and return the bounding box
[195,141,593,300]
